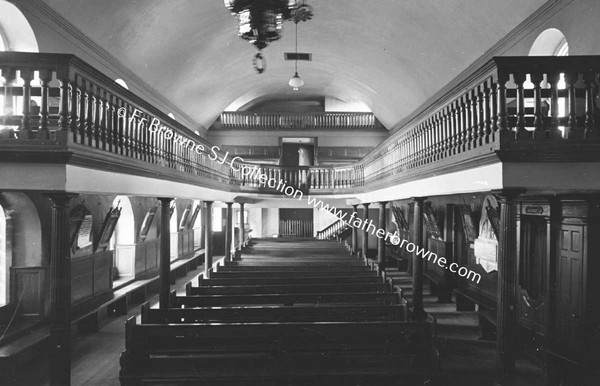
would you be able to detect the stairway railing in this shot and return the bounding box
[317,219,350,240]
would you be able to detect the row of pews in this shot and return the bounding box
[119,239,439,385]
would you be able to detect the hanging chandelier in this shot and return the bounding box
[224,0,298,74]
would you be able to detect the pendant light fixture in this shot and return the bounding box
[288,1,313,90]
[288,22,304,91]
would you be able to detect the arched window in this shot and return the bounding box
[0,1,38,52]
[115,78,129,90]
[110,196,135,285]
[528,28,569,136]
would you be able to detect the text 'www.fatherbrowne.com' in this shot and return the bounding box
[122,107,482,284]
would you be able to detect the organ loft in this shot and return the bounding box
[0,0,599,385]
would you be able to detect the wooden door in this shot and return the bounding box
[556,224,585,356]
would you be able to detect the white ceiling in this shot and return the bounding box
[41,0,547,130]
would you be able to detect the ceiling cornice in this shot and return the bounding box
[13,0,206,134]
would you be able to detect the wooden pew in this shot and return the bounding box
[197,275,383,286]
[211,270,378,278]
[217,265,370,272]
[119,317,438,385]
[186,282,391,296]
[140,301,408,324]
[424,238,455,303]
[454,286,497,340]
[170,291,402,307]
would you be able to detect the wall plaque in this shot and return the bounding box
[474,195,499,273]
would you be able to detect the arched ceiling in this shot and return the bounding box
[40,0,546,130]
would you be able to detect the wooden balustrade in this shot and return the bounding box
[2,53,600,195]
[220,111,377,130]
[279,219,313,238]
[0,52,232,186]
[317,219,350,240]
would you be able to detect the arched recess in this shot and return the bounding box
[529,28,569,56]
[0,193,42,314]
[0,1,39,52]
[170,203,179,261]
[0,203,10,306]
[110,196,135,283]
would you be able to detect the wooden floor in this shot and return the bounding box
[9,239,545,385]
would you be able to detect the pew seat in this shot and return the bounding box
[140,302,408,324]
[454,287,497,341]
[186,282,391,295]
[119,318,438,386]
[170,292,401,307]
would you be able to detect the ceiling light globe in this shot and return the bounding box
[289,72,304,90]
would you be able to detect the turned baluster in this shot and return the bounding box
[69,78,79,143]
[496,74,509,134]
[514,73,527,139]
[78,79,88,144]
[2,68,15,130]
[462,94,471,151]
[93,87,103,148]
[566,72,579,138]
[483,81,492,144]
[490,82,499,140]
[584,72,598,139]
[38,69,52,139]
[443,107,451,157]
[547,72,561,138]
[20,69,33,139]
[532,73,545,139]
[86,82,95,147]
[469,89,478,149]
[457,99,466,152]
[56,71,70,141]
[476,86,485,147]
[106,94,114,153]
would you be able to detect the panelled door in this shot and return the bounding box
[556,224,585,356]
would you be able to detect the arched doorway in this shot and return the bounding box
[110,196,135,284]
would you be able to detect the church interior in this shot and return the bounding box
[0,0,600,385]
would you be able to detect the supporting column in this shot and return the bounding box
[362,203,370,259]
[412,197,426,320]
[158,197,173,309]
[239,203,246,250]
[378,201,388,266]
[47,193,76,386]
[204,201,213,277]
[351,204,359,255]
[495,190,522,386]
[225,202,233,262]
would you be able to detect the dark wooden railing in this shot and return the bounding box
[356,56,600,187]
[2,54,600,196]
[220,111,376,130]
[236,164,363,193]
[0,52,233,188]
[279,220,313,238]
[317,219,350,240]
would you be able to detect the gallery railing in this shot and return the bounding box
[220,111,377,130]
[2,53,600,195]
[0,52,233,188]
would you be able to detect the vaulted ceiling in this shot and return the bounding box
[41,0,546,130]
